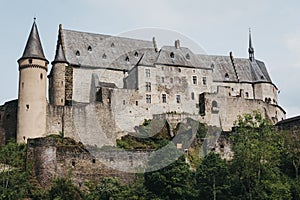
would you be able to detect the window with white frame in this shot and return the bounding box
[145,69,150,78]
[146,82,151,92]
[146,94,151,103]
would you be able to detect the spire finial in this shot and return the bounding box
[248,28,255,61]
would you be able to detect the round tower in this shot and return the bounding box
[49,24,68,106]
[17,19,49,143]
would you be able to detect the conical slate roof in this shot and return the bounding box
[19,20,48,62]
[52,42,68,64]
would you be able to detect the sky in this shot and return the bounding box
[0,0,299,118]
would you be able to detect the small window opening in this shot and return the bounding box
[192,76,197,84]
[22,82,24,89]
[29,59,32,64]
[76,50,80,56]
[26,104,30,110]
[92,159,96,164]
[245,92,249,98]
[6,114,10,119]
[125,56,129,62]
[202,77,207,85]
[186,53,190,60]
[170,78,173,84]
[261,75,264,79]
[71,160,75,167]
[146,95,151,104]
[161,77,165,83]
[212,100,218,108]
[162,94,167,103]
[176,95,181,103]
[61,81,64,86]
[0,114,2,120]
[123,100,126,105]
[134,51,138,57]
[111,43,115,47]
[109,157,114,162]
[170,52,175,58]
[88,46,92,52]
[136,101,138,106]
[225,73,229,80]
[178,68,181,72]
[40,73,43,80]
[162,66,164,70]
[191,92,195,100]
[61,99,64,103]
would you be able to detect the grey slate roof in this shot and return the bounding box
[19,21,48,62]
[61,29,154,70]
[52,42,67,64]
[57,27,273,84]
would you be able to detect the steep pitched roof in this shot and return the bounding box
[52,42,68,64]
[61,29,154,70]
[19,20,48,62]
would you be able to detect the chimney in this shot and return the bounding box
[175,39,180,49]
[152,37,158,52]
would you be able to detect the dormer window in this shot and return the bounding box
[170,52,175,59]
[76,50,80,56]
[134,51,138,58]
[225,73,229,80]
[88,46,92,52]
[186,53,190,60]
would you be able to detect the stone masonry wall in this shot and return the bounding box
[27,137,139,189]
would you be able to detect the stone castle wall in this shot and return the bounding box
[0,100,17,145]
[27,137,142,188]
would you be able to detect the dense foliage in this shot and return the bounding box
[1,112,300,199]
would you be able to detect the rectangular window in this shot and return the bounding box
[192,76,197,85]
[145,69,150,78]
[161,77,165,83]
[146,82,151,92]
[176,95,181,103]
[202,77,207,85]
[146,94,151,103]
[162,94,167,103]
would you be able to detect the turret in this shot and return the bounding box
[49,24,68,106]
[248,28,255,62]
[17,19,49,143]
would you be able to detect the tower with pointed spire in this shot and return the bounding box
[248,28,255,62]
[17,19,49,143]
[49,24,68,106]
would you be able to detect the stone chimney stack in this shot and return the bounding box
[152,37,158,52]
[175,39,180,49]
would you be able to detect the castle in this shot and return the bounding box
[0,20,286,146]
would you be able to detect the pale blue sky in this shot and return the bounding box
[0,0,299,117]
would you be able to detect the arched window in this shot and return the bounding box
[212,100,218,108]
[170,52,175,58]
[186,53,190,60]
[134,51,138,57]
[76,50,80,56]
[125,56,129,62]
[225,73,229,80]
[88,46,92,52]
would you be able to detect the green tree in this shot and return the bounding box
[144,156,197,200]
[196,152,230,200]
[46,177,83,200]
[0,140,35,200]
[230,111,291,200]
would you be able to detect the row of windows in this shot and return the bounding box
[146,94,181,104]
